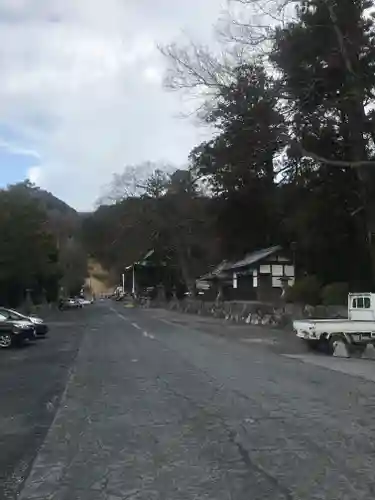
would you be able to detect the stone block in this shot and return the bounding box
[333,341,350,358]
[363,344,375,359]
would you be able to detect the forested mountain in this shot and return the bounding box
[9,181,77,216]
[0,181,87,306]
[11,1,375,304]
[81,169,220,292]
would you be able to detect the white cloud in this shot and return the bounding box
[0,139,40,159]
[143,66,163,85]
[0,0,226,210]
[27,165,42,184]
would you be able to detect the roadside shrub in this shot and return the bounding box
[321,282,349,306]
[284,275,321,305]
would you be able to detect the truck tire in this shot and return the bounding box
[327,334,348,356]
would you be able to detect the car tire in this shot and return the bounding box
[0,333,13,349]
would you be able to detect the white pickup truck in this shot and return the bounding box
[293,293,375,356]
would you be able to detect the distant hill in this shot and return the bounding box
[3,181,90,295]
[30,188,77,216]
[6,181,84,248]
[7,180,77,217]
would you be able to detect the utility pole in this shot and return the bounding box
[132,265,136,297]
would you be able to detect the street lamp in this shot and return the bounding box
[125,263,137,297]
[132,264,136,296]
[290,241,297,279]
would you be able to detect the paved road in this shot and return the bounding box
[0,308,88,499]
[13,302,375,499]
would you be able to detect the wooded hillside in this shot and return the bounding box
[82,1,375,298]
[0,181,87,306]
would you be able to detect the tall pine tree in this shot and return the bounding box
[190,63,286,257]
[272,0,375,284]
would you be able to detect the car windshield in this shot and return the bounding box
[8,309,25,320]
[0,309,25,321]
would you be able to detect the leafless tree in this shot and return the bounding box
[96,161,176,206]
[218,0,297,56]
[160,0,297,100]
[160,40,238,96]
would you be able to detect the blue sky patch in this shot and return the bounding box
[0,123,40,187]
[0,148,36,187]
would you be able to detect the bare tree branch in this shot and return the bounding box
[219,0,297,54]
[96,162,176,206]
[159,40,238,94]
[299,145,375,168]
[159,0,297,108]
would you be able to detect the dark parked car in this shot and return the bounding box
[0,308,48,337]
[0,312,36,348]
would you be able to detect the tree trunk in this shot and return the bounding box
[355,164,375,287]
[325,0,375,286]
[175,244,196,295]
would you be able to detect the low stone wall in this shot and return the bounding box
[146,299,347,329]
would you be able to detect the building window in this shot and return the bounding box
[259,264,271,274]
[284,265,295,277]
[272,277,282,287]
[272,264,283,277]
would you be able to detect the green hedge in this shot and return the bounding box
[321,282,349,306]
[285,278,350,306]
[284,275,321,305]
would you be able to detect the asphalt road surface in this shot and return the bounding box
[3,302,375,499]
[0,308,88,499]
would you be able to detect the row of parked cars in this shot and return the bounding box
[58,297,94,310]
[0,307,48,349]
[0,297,95,349]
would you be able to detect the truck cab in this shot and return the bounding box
[293,293,375,356]
[348,293,375,321]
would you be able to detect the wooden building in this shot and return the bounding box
[196,245,295,302]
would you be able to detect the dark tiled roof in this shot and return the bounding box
[198,260,232,281]
[197,245,282,281]
[228,245,282,270]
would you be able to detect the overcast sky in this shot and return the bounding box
[0,0,228,210]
